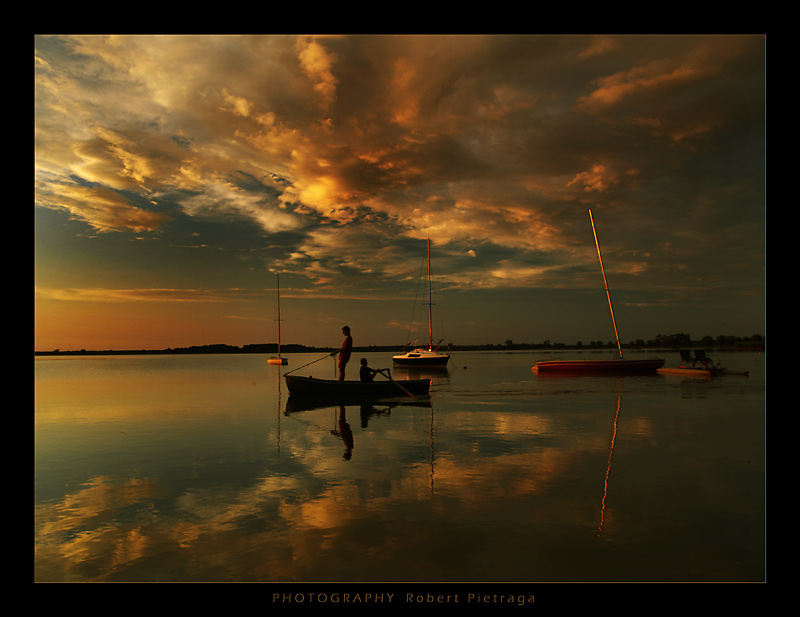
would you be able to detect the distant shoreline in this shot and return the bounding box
[34,341,765,356]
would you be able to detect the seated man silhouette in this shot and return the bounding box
[360,358,382,382]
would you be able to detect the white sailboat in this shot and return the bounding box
[267,274,288,366]
[393,238,450,368]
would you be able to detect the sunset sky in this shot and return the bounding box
[34,34,766,352]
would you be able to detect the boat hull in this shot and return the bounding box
[531,358,665,374]
[268,357,288,365]
[658,366,749,377]
[284,375,431,400]
[392,350,449,367]
[657,367,711,377]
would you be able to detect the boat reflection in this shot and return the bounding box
[392,365,450,385]
[285,394,430,414]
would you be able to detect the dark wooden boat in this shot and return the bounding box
[284,375,431,400]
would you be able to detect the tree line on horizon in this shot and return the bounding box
[36,333,765,356]
[503,332,765,351]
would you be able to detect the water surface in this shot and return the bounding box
[34,350,765,583]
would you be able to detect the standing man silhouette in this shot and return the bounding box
[330,326,353,381]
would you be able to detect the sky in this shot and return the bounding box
[34,34,766,351]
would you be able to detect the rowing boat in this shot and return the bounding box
[284,374,431,400]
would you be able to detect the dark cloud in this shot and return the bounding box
[35,34,765,348]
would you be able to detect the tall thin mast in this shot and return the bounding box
[276,273,282,355]
[588,209,623,360]
[426,238,433,350]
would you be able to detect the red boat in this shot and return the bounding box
[532,358,665,374]
[531,210,664,376]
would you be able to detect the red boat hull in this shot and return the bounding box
[532,358,665,374]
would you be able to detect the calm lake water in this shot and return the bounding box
[34,350,765,585]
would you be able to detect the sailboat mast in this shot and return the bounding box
[588,209,623,360]
[276,273,282,355]
[426,238,433,350]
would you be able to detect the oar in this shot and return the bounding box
[376,368,414,397]
[283,353,332,376]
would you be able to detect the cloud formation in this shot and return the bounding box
[34,34,765,347]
